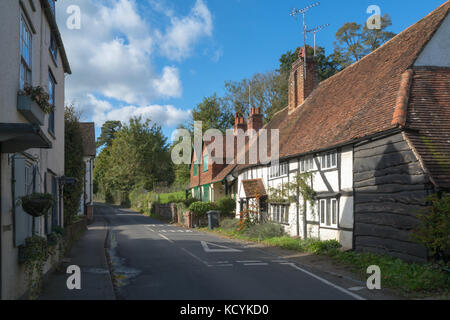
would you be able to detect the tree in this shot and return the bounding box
[191,94,232,133]
[96,120,122,148]
[334,14,396,67]
[64,105,85,225]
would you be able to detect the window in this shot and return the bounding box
[243,170,248,180]
[320,151,337,170]
[319,198,338,228]
[271,204,289,224]
[20,15,32,90]
[203,184,210,201]
[300,157,314,173]
[193,187,199,199]
[193,160,198,176]
[48,72,56,134]
[203,155,208,172]
[49,33,58,62]
[269,162,288,179]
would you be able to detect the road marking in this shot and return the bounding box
[201,241,242,253]
[180,248,209,267]
[209,264,233,267]
[272,260,289,263]
[348,286,365,292]
[158,233,174,243]
[243,263,268,266]
[281,263,366,300]
[236,260,262,263]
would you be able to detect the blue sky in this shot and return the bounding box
[56,0,446,141]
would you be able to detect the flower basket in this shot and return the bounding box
[20,193,55,218]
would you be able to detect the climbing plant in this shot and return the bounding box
[21,236,51,299]
[238,188,261,232]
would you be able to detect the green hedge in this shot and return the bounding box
[188,201,217,217]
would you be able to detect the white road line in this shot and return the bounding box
[209,264,233,267]
[281,263,366,300]
[146,228,155,232]
[201,241,242,253]
[243,263,268,266]
[158,233,174,243]
[180,248,209,267]
[236,260,262,263]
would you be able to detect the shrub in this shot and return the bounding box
[182,197,199,208]
[411,193,450,261]
[220,218,240,231]
[216,197,236,218]
[307,239,342,254]
[244,223,285,241]
[188,201,217,217]
[129,187,148,212]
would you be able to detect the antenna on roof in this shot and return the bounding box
[290,2,320,80]
[306,23,330,56]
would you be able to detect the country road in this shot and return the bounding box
[40,203,394,300]
[97,203,365,300]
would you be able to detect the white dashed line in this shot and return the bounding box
[236,260,262,263]
[158,233,174,243]
[243,263,268,266]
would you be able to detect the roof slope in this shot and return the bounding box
[405,68,450,189]
[236,1,450,177]
[79,122,96,157]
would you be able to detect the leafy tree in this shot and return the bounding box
[63,105,85,225]
[96,120,122,148]
[191,94,232,133]
[334,14,396,67]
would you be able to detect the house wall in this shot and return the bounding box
[236,146,354,249]
[0,0,66,299]
[353,132,432,262]
[414,13,450,67]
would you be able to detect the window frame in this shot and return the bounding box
[193,160,198,176]
[270,204,290,225]
[49,32,58,64]
[269,162,288,179]
[320,151,337,170]
[319,198,338,228]
[202,155,208,172]
[48,71,56,134]
[20,14,32,90]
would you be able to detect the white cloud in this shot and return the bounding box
[87,94,191,128]
[57,0,214,128]
[157,0,213,61]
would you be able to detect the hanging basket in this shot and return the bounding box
[20,193,55,218]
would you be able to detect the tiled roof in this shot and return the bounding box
[242,179,267,198]
[79,122,96,156]
[405,68,450,189]
[235,1,450,187]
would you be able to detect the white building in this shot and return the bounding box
[78,123,96,218]
[233,2,450,262]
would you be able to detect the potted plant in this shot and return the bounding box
[17,85,54,125]
[18,193,55,218]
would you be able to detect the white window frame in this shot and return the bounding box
[270,204,289,225]
[320,151,337,170]
[299,157,315,173]
[319,198,338,228]
[269,162,288,179]
[20,14,32,90]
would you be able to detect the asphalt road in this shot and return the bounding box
[96,203,365,300]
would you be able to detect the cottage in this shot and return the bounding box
[233,2,450,262]
[0,0,71,299]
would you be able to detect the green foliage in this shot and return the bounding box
[216,197,236,218]
[129,186,149,213]
[412,194,450,261]
[19,84,54,114]
[191,93,232,133]
[18,193,55,218]
[188,201,217,217]
[21,236,51,299]
[96,120,122,148]
[64,105,85,226]
[334,14,396,67]
[94,117,175,202]
[243,223,285,241]
[219,218,240,230]
[183,196,200,208]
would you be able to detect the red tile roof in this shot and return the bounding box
[405,67,450,189]
[242,179,267,198]
[235,1,450,190]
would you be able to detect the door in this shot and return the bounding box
[14,156,33,246]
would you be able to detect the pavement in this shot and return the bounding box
[39,203,402,300]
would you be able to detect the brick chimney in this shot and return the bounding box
[248,107,263,133]
[233,112,247,135]
[288,47,318,114]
